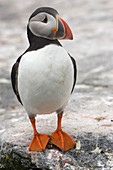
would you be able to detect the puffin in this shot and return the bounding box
[11,7,77,152]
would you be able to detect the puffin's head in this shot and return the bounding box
[28,7,73,40]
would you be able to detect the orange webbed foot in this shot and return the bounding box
[51,129,75,151]
[29,133,50,152]
[51,114,75,151]
[29,117,50,152]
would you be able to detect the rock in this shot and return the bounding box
[0,119,113,169]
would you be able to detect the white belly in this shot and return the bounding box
[18,44,74,117]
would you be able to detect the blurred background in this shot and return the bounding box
[0,0,113,134]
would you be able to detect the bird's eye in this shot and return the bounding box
[42,16,48,23]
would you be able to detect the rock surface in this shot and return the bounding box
[0,127,113,169]
[0,0,113,169]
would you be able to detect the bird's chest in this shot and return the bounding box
[18,45,73,114]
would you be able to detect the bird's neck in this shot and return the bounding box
[27,26,62,51]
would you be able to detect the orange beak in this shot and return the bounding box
[52,15,73,40]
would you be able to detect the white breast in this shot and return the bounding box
[18,44,74,117]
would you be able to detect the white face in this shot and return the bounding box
[28,12,56,39]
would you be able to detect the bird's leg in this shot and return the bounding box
[29,117,50,152]
[51,113,75,151]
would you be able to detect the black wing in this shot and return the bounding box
[69,54,77,93]
[11,58,23,105]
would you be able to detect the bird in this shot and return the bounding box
[11,7,77,152]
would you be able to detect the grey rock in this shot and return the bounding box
[0,128,113,169]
